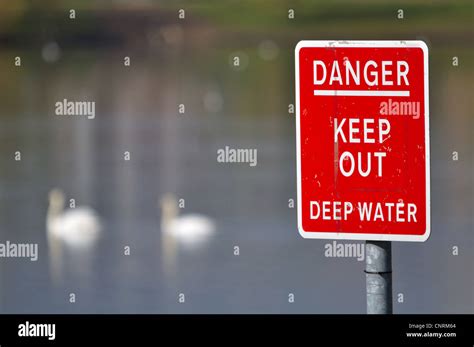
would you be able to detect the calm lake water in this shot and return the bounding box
[0,7,472,313]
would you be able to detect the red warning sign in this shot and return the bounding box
[295,41,430,241]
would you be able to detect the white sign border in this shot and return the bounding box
[295,40,430,242]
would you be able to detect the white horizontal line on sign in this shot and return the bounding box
[313,90,410,97]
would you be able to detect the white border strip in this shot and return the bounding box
[295,40,430,242]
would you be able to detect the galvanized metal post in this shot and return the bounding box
[365,241,392,314]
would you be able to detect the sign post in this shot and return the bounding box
[295,41,429,313]
[366,241,392,314]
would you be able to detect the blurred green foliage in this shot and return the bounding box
[0,0,472,41]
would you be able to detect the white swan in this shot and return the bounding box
[47,188,101,249]
[160,193,216,250]
[160,193,216,278]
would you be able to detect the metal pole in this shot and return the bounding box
[365,241,392,314]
